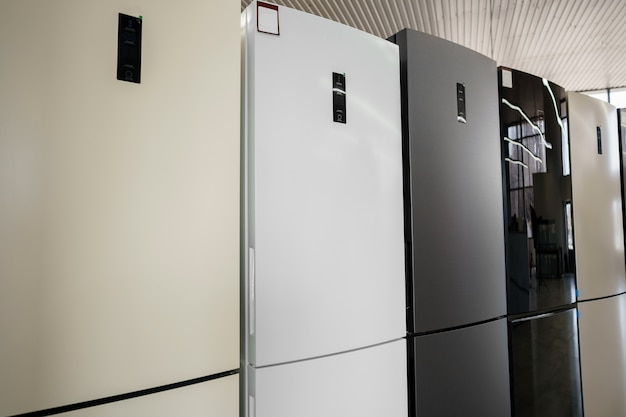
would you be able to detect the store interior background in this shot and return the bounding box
[1,0,626,416]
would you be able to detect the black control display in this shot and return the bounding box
[457,83,466,123]
[597,126,603,154]
[117,13,142,84]
[333,72,346,124]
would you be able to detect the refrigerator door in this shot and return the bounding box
[568,92,626,300]
[410,319,511,417]
[243,2,405,367]
[508,308,583,417]
[1,1,240,415]
[249,340,407,417]
[578,294,626,417]
[392,29,506,332]
[59,376,238,417]
[499,69,577,315]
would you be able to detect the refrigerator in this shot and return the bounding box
[241,2,407,417]
[568,92,626,300]
[567,92,626,416]
[390,29,511,417]
[499,68,583,416]
[0,1,240,416]
[577,293,626,416]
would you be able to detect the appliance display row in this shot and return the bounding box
[242,2,626,417]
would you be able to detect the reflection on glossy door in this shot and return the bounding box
[498,68,577,315]
[508,308,583,417]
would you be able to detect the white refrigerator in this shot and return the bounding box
[568,92,626,416]
[568,92,626,300]
[241,2,407,416]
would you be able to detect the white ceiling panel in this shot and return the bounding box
[242,0,626,91]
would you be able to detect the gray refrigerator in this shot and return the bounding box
[390,29,511,417]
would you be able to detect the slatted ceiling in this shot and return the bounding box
[437,1,448,39]
[242,0,626,92]
[342,2,363,31]
[538,3,564,77]
[384,1,402,35]
[399,1,413,31]
[495,1,513,59]
[477,1,492,56]
[344,2,364,31]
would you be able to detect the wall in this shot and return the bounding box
[0,0,240,415]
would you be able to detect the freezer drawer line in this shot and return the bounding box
[507,303,578,323]
[10,369,240,417]
[252,337,406,370]
[509,304,579,323]
[409,315,507,337]
[577,291,626,304]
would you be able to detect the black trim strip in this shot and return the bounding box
[389,30,416,417]
[408,315,507,337]
[10,369,240,417]
[578,291,626,304]
[618,109,626,257]
[391,29,416,337]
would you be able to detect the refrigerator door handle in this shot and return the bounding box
[249,246,256,336]
[248,394,256,417]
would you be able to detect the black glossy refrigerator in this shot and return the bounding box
[390,29,511,417]
[498,67,583,417]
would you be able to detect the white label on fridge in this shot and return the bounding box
[257,2,279,35]
[502,68,513,88]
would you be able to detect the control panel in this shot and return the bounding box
[117,13,142,83]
